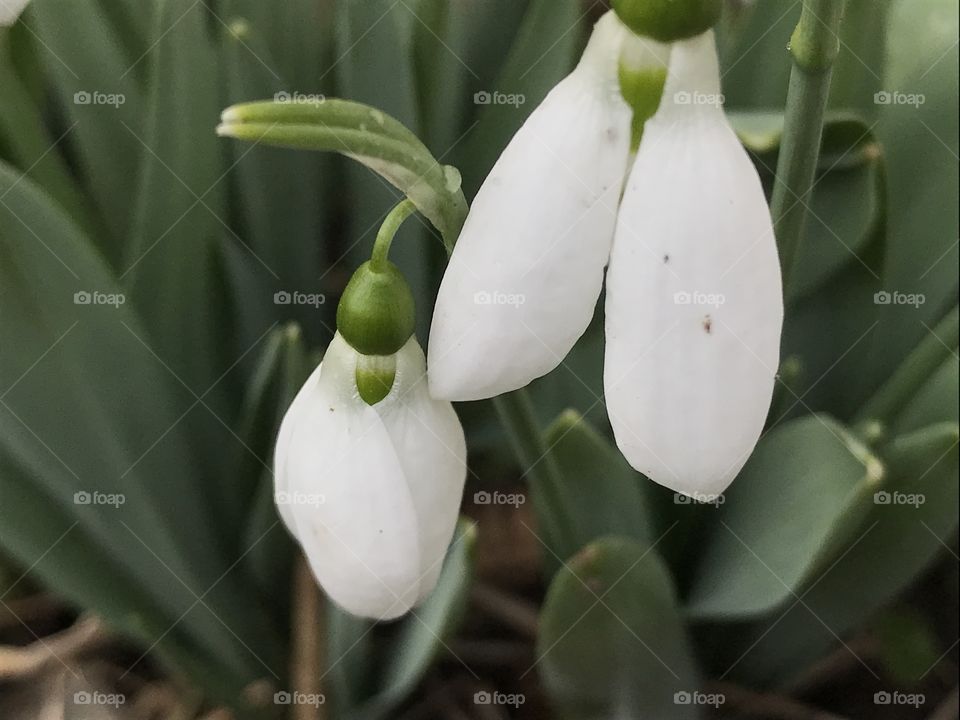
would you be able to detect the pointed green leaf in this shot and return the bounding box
[540,410,654,563]
[724,421,958,686]
[868,0,959,387]
[26,0,145,265]
[538,537,702,719]
[685,415,883,619]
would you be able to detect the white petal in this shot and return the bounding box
[428,12,633,401]
[0,0,30,26]
[378,338,467,603]
[281,334,422,620]
[604,31,784,499]
[274,361,322,536]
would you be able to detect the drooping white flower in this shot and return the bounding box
[428,12,635,401]
[604,31,783,498]
[0,0,30,26]
[275,332,467,620]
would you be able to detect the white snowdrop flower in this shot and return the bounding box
[428,12,636,401]
[604,31,783,498]
[275,332,467,620]
[0,0,31,26]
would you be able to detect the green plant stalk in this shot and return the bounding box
[771,0,846,288]
[217,100,468,252]
[371,199,418,271]
[854,306,960,426]
[493,391,577,554]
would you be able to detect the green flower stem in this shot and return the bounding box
[493,391,577,552]
[771,0,846,288]
[217,100,468,252]
[371,199,418,271]
[854,306,959,426]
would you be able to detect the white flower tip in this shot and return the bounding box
[0,0,30,25]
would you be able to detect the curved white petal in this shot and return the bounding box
[428,12,633,401]
[605,31,784,499]
[0,0,30,26]
[378,338,467,603]
[280,334,422,620]
[274,361,322,536]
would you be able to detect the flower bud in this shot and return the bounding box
[612,0,722,42]
[336,260,416,357]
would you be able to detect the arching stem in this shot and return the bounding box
[370,198,418,271]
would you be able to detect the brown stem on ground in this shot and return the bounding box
[707,681,850,720]
[0,614,107,680]
[782,636,879,695]
[290,555,326,720]
[470,583,539,640]
[928,685,960,720]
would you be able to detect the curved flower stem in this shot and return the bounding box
[370,199,418,271]
[771,0,846,288]
[493,391,577,552]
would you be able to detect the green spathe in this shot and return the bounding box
[337,260,416,357]
[613,0,721,42]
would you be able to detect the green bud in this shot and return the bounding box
[355,353,397,405]
[612,0,722,42]
[336,260,415,357]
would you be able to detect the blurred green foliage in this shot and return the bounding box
[0,0,957,718]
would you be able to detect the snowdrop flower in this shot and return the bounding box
[0,0,30,26]
[428,12,637,400]
[275,211,467,620]
[429,12,782,498]
[605,31,783,498]
[275,333,466,620]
